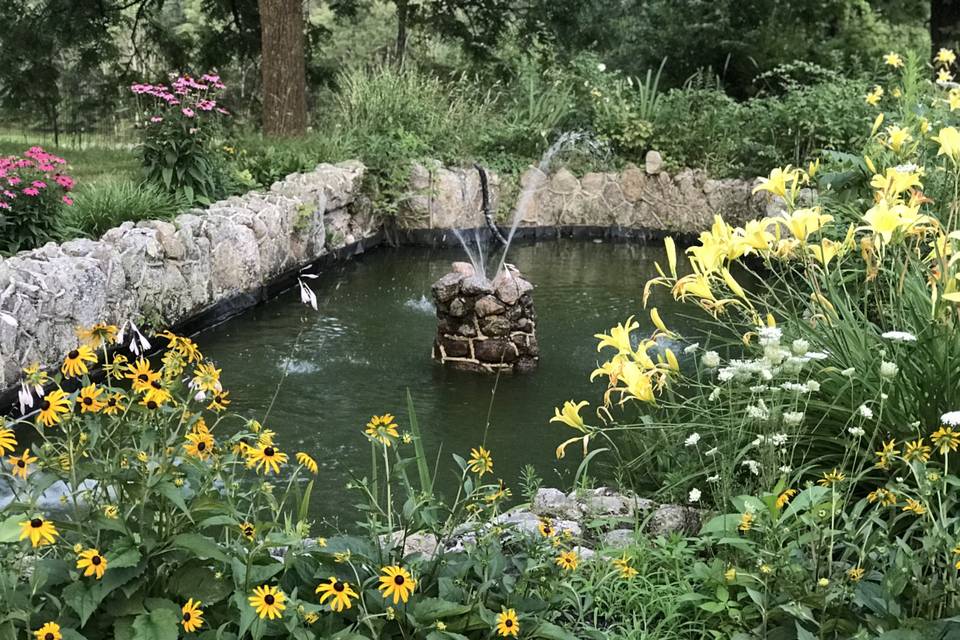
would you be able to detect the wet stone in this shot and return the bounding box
[481,315,512,337]
[448,298,468,317]
[461,275,494,296]
[475,295,505,317]
[431,272,463,303]
[439,337,470,358]
[474,339,517,363]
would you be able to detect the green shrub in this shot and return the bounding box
[66,180,187,237]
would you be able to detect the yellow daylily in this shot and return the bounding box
[870,168,922,198]
[936,47,957,65]
[594,317,639,355]
[739,219,775,252]
[550,401,589,432]
[808,239,841,268]
[933,127,960,165]
[862,198,922,242]
[779,207,833,242]
[649,308,675,337]
[884,125,912,153]
[753,167,799,200]
[883,52,904,68]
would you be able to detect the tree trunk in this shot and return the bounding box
[932,0,960,60]
[395,0,409,68]
[258,0,307,137]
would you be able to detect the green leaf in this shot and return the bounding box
[0,515,23,543]
[168,564,233,605]
[796,623,817,640]
[412,598,472,622]
[531,621,578,640]
[108,547,143,570]
[169,534,228,563]
[132,608,179,640]
[406,389,433,495]
[157,482,193,520]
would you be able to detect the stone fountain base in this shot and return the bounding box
[431,263,538,373]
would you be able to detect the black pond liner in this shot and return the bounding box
[0,224,693,417]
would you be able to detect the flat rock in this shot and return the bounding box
[532,488,583,520]
[646,504,702,536]
[474,295,505,317]
[431,272,463,303]
[461,275,494,296]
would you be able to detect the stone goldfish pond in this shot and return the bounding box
[193,238,692,525]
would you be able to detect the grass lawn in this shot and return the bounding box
[0,133,140,187]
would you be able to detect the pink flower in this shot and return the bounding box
[181,108,195,118]
[55,175,75,190]
[23,187,39,196]
[150,116,163,123]
[0,201,9,209]
[62,196,74,205]
[7,177,20,185]
[31,180,46,189]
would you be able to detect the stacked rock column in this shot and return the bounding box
[431,263,539,373]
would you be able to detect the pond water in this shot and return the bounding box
[195,238,694,527]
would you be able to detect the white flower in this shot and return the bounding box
[779,464,792,474]
[770,433,788,446]
[791,339,809,356]
[881,330,917,343]
[848,426,866,437]
[782,411,804,427]
[684,432,701,447]
[702,351,721,368]
[757,326,783,346]
[688,488,702,503]
[741,459,760,475]
[894,163,918,173]
[597,63,607,72]
[804,351,829,361]
[684,342,699,354]
[941,410,960,426]
[879,361,898,379]
[806,380,821,392]
[747,401,770,420]
[717,368,735,382]
[841,367,856,377]
[781,382,809,393]
[707,474,721,483]
[749,385,769,393]
[858,404,874,419]
[705,447,719,456]
[708,387,722,401]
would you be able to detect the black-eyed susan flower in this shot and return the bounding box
[247,444,287,475]
[365,414,399,446]
[468,446,493,476]
[495,608,519,638]
[296,452,318,474]
[75,323,118,348]
[724,567,737,582]
[37,389,70,427]
[867,487,897,506]
[207,391,231,412]
[190,362,222,395]
[76,548,107,579]
[874,438,899,469]
[775,488,797,509]
[240,522,256,541]
[33,622,62,640]
[61,345,97,378]
[847,566,865,582]
[103,353,128,380]
[103,505,119,519]
[931,426,960,455]
[184,429,215,461]
[555,550,578,571]
[181,598,204,632]
[19,516,58,547]
[902,498,927,515]
[0,426,17,454]
[102,392,126,416]
[8,448,37,480]
[143,381,173,406]
[903,438,931,463]
[378,565,416,604]
[738,512,754,533]
[485,479,511,503]
[612,554,638,578]
[159,330,203,363]
[817,468,845,487]
[315,577,358,611]
[77,384,106,414]
[257,429,276,446]
[538,520,555,538]
[126,358,160,393]
[249,585,286,620]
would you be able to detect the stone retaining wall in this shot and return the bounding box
[0,161,371,389]
[399,154,765,233]
[0,155,763,392]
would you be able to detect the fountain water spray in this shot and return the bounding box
[431,132,605,373]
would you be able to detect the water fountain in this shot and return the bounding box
[430,133,603,373]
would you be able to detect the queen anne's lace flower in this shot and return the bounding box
[881,330,917,342]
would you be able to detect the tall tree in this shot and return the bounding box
[258,0,307,137]
[932,0,960,58]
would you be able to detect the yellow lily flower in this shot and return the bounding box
[753,166,799,200]
[594,317,639,355]
[870,168,922,199]
[780,207,833,242]
[936,47,957,65]
[885,125,911,153]
[933,126,960,165]
[649,308,675,337]
[550,400,590,432]
[883,52,904,68]
[808,239,840,268]
[863,198,920,242]
[740,219,774,252]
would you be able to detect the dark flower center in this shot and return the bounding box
[264,447,275,457]
[45,634,54,640]
[138,373,148,382]
[394,575,405,585]
[107,398,117,406]
[30,518,42,528]
[264,594,275,605]
[183,612,191,622]
[83,397,92,405]
[68,350,79,359]
[17,460,24,468]
[91,555,102,565]
[151,381,162,389]
[505,620,513,627]
[244,527,253,536]
[41,401,50,410]
[147,401,158,409]
[333,581,345,592]
[197,442,206,451]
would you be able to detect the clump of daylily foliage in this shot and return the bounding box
[550,50,960,637]
[1,318,637,639]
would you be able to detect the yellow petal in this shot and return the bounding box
[650,308,675,337]
[721,269,747,300]
[664,236,677,279]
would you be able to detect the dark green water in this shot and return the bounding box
[195,239,692,527]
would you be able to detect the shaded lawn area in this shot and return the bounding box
[0,138,140,187]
